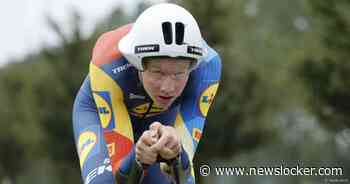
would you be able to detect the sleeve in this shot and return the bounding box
[73,74,142,184]
[173,48,222,183]
[73,76,115,184]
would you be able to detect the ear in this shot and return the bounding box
[141,59,149,71]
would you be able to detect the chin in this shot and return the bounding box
[158,103,171,110]
[157,100,174,110]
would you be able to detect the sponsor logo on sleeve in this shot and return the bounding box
[104,131,133,173]
[193,128,202,142]
[78,131,97,167]
[93,91,115,130]
[85,158,112,184]
[107,143,115,157]
[112,63,133,74]
[199,83,219,117]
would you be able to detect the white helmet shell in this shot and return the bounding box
[118,3,206,71]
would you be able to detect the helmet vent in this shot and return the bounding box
[175,22,185,45]
[162,22,173,45]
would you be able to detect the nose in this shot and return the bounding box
[160,76,175,94]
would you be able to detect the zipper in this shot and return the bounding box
[141,100,153,119]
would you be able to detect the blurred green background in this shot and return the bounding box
[0,0,349,183]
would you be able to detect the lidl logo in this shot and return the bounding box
[202,95,214,104]
[199,83,219,117]
[98,107,110,114]
[93,92,115,129]
[193,128,202,142]
[78,131,97,167]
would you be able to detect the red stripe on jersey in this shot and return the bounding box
[104,131,133,173]
[91,24,132,66]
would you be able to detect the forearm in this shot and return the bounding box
[115,147,144,184]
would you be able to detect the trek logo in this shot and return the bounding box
[188,46,203,56]
[135,44,160,54]
[85,158,112,184]
[112,63,132,74]
[129,93,146,100]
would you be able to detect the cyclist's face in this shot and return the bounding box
[140,58,191,109]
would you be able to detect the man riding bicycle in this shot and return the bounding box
[73,3,222,184]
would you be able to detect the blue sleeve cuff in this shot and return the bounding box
[118,146,136,175]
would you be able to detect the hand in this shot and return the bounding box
[150,122,181,160]
[135,130,159,165]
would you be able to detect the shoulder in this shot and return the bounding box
[91,24,132,66]
[180,41,222,98]
[193,41,222,81]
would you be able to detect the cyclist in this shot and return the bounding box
[73,3,222,184]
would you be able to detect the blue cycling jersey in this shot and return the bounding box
[72,24,222,184]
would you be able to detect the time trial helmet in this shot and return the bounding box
[118,3,206,71]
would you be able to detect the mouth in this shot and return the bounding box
[158,96,173,100]
[156,95,174,106]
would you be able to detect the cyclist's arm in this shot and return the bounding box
[73,76,115,184]
[73,75,142,184]
[73,24,144,184]
[174,49,222,183]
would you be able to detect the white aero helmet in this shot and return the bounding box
[118,3,206,71]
